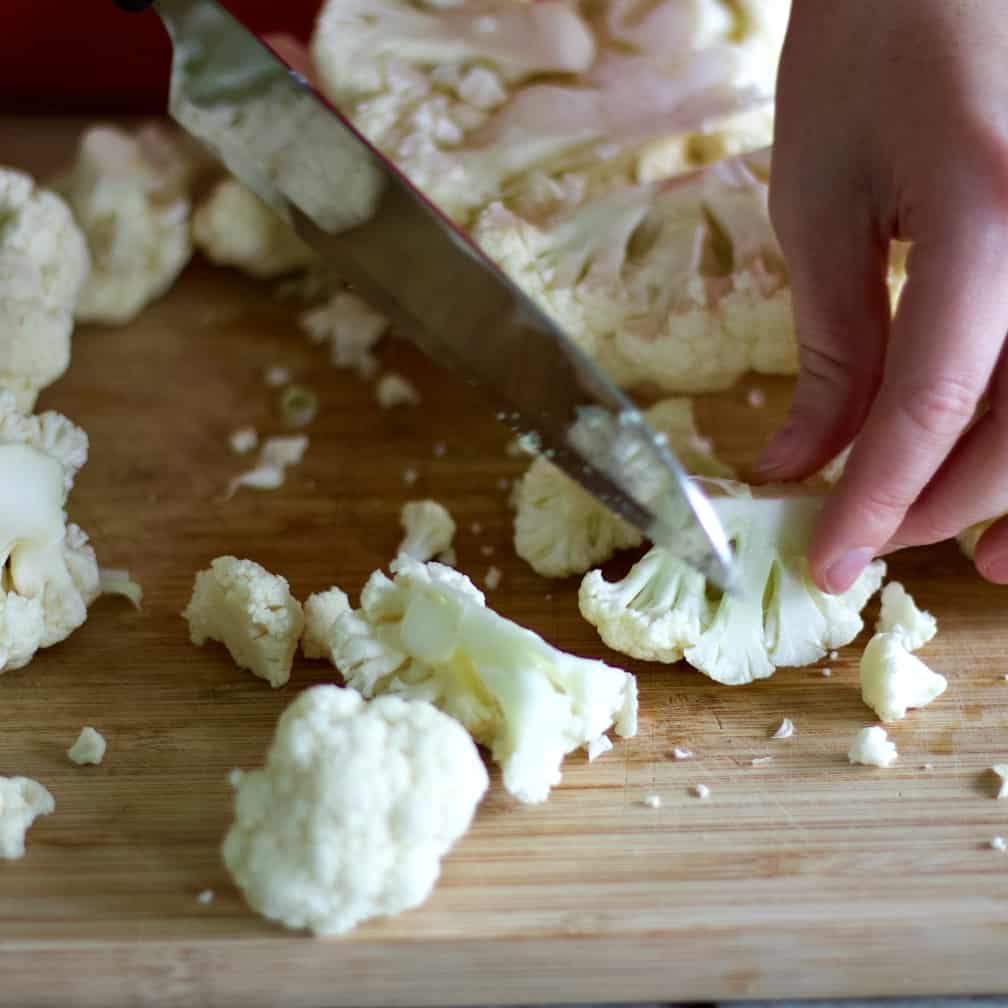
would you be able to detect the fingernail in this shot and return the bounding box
[752,424,801,478]
[979,553,1008,584]
[824,547,875,594]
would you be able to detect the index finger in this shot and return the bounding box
[808,221,1008,592]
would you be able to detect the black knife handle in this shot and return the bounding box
[114,0,155,10]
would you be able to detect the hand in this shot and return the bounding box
[753,0,1008,590]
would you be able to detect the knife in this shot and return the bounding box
[115,0,738,592]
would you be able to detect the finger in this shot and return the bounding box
[972,516,1008,584]
[751,202,889,483]
[808,224,1008,592]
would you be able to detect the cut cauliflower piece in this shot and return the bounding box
[307,556,637,803]
[398,500,456,562]
[0,393,100,673]
[222,685,488,936]
[54,124,194,325]
[0,776,54,860]
[513,396,734,578]
[859,631,947,723]
[376,372,421,408]
[0,167,89,412]
[848,726,898,768]
[580,483,885,684]
[192,178,316,278]
[67,726,106,765]
[300,291,388,378]
[876,582,937,652]
[183,557,305,688]
[301,587,351,660]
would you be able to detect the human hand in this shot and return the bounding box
[753,0,1008,590]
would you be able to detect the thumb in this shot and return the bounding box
[751,208,890,483]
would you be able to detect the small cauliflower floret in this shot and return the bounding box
[0,393,100,673]
[513,397,733,577]
[67,726,106,765]
[222,685,488,936]
[54,124,194,325]
[183,557,305,688]
[311,556,637,803]
[0,167,89,412]
[192,178,316,278]
[580,483,885,684]
[0,776,54,859]
[848,726,898,768]
[376,372,421,408]
[301,587,351,660]
[300,291,388,378]
[398,500,456,562]
[876,582,937,652]
[859,631,947,723]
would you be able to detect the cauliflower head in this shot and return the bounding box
[859,631,947,723]
[192,178,316,279]
[513,397,734,578]
[580,484,885,684]
[0,776,55,860]
[306,556,638,803]
[222,685,488,936]
[54,124,194,326]
[183,557,305,688]
[0,392,100,674]
[0,168,89,412]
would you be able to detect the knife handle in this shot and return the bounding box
[114,0,155,10]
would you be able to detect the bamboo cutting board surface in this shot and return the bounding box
[2,119,1008,1007]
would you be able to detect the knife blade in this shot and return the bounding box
[123,0,738,591]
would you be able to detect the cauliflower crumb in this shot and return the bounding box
[672,746,693,760]
[98,568,143,609]
[197,889,215,904]
[280,385,318,428]
[876,581,937,652]
[829,650,839,661]
[376,372,421,408]
[222,686,488,935]
[402,467,419,486]
[921,762,935,771]
[67,726,106,765]
[229,427,259,455]
[484,565,502,590]
[228,435,308,496]
[860,632,947,722]
[300,291,387,377]
[469,521,483,535]
[821,668,833,677]
[479,545,495,557]
[0,776,54,859]
[771,718,795,740]
[751,756,773,766]
[643,794,662,809]
[183,557,305,688]
[746,388,765,408]
[848,726,898,768]
[398,500,456,562]
[227,768,244,788]
[692,784,710,799]
[433,441,447,458]
[992,836,1007,852]
[586,735,613,762]
[265,365,290,388]
[992,764,1008,799]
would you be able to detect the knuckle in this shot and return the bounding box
[893,375,980,441]
[856,480,915,524]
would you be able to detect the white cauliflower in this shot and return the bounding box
[859,631,947,723]
[0,392,100,673]
[398,500,456,562]
[848,726,898,768]
[183,557,305,688]
[0,167,89,412]
[300,291,388,378]
[306,556,637,803]
[228,434,309,496]
[0,776,54,860]
[54,124,194,325]
[376,372,421,408]
[192,178,316,278]
[513,397,734,577]
[580,484,885,684]
[222,685,488,936]
[876,582,937,652]
[67,726,106,765]
[301,586,351,660]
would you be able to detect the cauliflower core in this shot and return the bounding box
[306,556,637,803]
[0,776,54,859]
[580,484,885,684]
[222,685,488,936]
[183,557,305,688]
[0,393,100,673]
[0,167,89,412]
[67,726,106,765]
[859,632,947,723]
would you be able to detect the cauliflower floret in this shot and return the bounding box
[580,484,885,684]
[307,556,637,803]
[376,372,421,408]
[398,500,456,562]
[848,726,898,768]
[301,587,351,660]
[876,582,937,652]
[0,393,100,673]
[0,168,89,412]
[192,178,316,278]
[513,397,733,577]
[859,631,947,723]
[300,291,388,378]
[67,726,106,765]
[0,776,54,860]
[183,557,305,688]
[54,124,194,325]
[222,685,488,935]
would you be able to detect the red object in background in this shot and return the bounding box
[0,1,322,114]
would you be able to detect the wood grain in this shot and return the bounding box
[2,118,1008,1007]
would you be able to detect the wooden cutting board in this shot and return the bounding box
[2,119,1008,1008]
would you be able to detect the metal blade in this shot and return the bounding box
[152,0,737,590]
